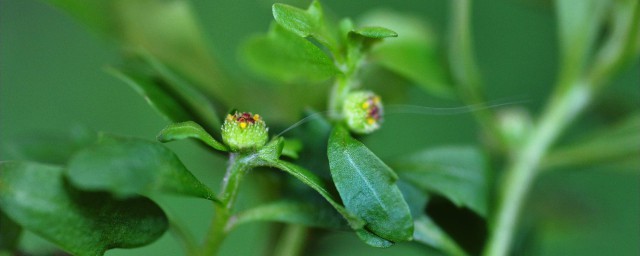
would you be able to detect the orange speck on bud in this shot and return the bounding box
[253,114,260,121]
[366,117,376,125]
[240,122,248,129]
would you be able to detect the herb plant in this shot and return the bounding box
[1,0,639,256]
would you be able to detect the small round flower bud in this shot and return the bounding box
[342,91,383,134]
[221,111,269,152]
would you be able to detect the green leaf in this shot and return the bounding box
[0,162,168,255]
[258,159,365,230]
[272,0,340,52]
[358,10,452,98]
[414,215,467,256]
[67,134,217,201]
[3,126,96,165]
[544,113,640,170]
[350,26,398,39]
[281,139,303,159]
[355,229,394,248]
[157,121,228,152]
[0,209,21,252]
[258,137,285,162]
[555,0,609,82]
[109,53,222,132]
[231,200,346,230]
[43,0,231,101]
[328,125,414,242]
[242,23,338,83]
[392,146,488,217]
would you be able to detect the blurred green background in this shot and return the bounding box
[1,0,638,255]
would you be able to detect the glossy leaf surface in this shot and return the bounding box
[328,125,413,242]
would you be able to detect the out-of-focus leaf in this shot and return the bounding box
[157,121,228,152]
[544,113,640,170]
[588,0,640,86]
[232,200,346,230]
[392,146,488,217]
[272,0,337,50]
[42,0,231,102]
[109,53,222,132]
[397,180,430,218]
[2,126,96,165]
[258,159,365,230]
[242,23,338,83]
[67,134,217,201]
[0,209,21,252]
[0,162,168,255]
[414,215,467,256]
[555,0,609,81]
[355,229,393,248]
[350,26,398,39]
[359,10,452,98]
[328,125,414,243]
[282,138,303,159]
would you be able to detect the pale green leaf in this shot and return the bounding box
[242,23,338,83]
[157,121,228,152]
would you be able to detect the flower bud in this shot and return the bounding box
[221,111,269,152]
[342,91,383,134]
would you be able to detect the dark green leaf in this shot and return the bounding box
[258,159,365,230]
[359,10,452,98]
[67,134,217,201]
[2,126,96,165]
[157,121,228,152]
[0,162,168,255]
[328,125,413,242]
[392,146,488,217]
[414,215,467,256]
[0,209,21,252]
[231,200,346,230]
[242,24,338,83]
[355,229,393,248]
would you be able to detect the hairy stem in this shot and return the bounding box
[202,153,252,255]
[483,82,592,256]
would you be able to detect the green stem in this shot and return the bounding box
[482,82,592,256]
[448,0,506,150]
[272,224,308,256]
[201,153,253,255]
